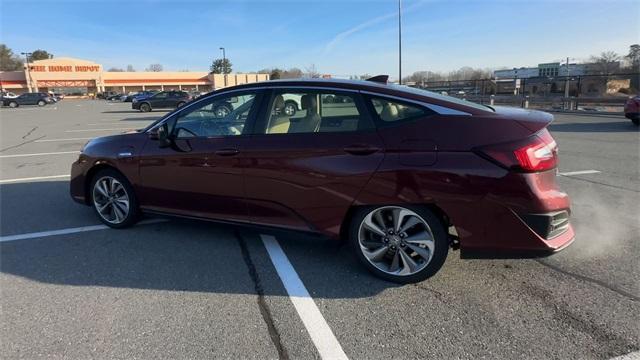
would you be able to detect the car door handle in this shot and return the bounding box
[343,144,380,155]
[215,148,240,156]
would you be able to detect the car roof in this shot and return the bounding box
[220,78,493,114]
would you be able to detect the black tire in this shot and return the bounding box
[90,168,140,228]
[177,101,186,108]
[632,117,639,126]
[140,103,151,112]
[284,101,297,116]
[37,100,46,106]
[349,205,449,284]
[9,101,18,108]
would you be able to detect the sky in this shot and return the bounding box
[1,0,638,79]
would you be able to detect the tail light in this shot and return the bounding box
[476,129,558,172]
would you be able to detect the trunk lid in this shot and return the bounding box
[492,106,554,133]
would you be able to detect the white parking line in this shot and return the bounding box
[261,234,348,360]
[65,128,133,132]
[559,170,601,176]
[0,174,70,184]
[34,137,92,143]
[0,151,80,159]
[0,219,167,242]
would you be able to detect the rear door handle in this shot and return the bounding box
[215,148,240,156]
[343,144,380,156]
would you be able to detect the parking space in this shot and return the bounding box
[1,100,638,359]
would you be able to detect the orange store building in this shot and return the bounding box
[0,57,269,96]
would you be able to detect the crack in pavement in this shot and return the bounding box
[535,259,640,302]
[235,230,289,360]
[0,135,46,153]
[21,126,38,139]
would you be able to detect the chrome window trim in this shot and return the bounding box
[359,90,472,116]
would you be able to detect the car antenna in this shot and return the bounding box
[365,75,389,84]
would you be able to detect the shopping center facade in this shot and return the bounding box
[0,57,269,96]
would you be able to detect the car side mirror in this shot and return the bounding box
[148,124,172,148]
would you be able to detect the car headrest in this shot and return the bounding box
[301,95,317,111]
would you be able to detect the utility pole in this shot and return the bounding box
[564,57,570,98]
[219,47,227,87]
[398,0,402,85]
[21,52,33,92]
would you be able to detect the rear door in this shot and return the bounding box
[242,88,385,234]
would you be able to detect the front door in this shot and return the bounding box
[242,88,385,235]
[138,90,262,222]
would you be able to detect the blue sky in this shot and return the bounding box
[1,0,638,78]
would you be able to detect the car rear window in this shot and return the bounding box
[390,85,495,112]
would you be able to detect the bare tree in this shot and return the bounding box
[626,44,640,70]
[146,64,163,72]
[305,64,320,78]
[281,67,303,79]
[0,44,23,71]
[590,51,622,75]
[107,67,124,72]
[126,64,135,72]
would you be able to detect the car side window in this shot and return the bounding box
[172,93,257,138]
[369,97,433,123]
[154,92,168,99]
[263,90,371,134]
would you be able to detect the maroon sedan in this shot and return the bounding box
[624,95,640,125]
[70,78,574,283]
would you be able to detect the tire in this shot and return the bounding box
[214,104,232,118]
[9,101,18,108]
[284,101,297,116]
[37,100,46,106]
[90,168,140,228]
[177,101,186,108]
[139,103,151,112]
[632,117,639,126]
[349,205,448,284]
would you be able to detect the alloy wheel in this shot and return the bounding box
[358,206,435,276]
[92,176,130,224]
[284,104,296,116]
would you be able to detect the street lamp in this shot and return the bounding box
[219,47,227,87]
[398,0,402,85]
[21,52,33,92]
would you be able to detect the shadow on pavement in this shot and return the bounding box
[0,181,396,299]
[549,121,638,133]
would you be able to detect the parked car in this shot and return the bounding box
[0,91,19,99]
[3,92,54,108]
[106,93,123,101]
[124,90,158,102]
[131,90,191,112]
[624,95,639,126]
[71,77,574,283]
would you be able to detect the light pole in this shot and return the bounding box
[219,47,227,87]
[398,0,402,85]
[21,52,33,92]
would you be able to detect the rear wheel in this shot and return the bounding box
[349,205,448,283]
[284,101,297,116]
[8,101,18,108]
[140,103,151,112]
[90,168,140,228]
[177,101,186,108]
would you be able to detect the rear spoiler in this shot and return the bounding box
[366,75,389,84]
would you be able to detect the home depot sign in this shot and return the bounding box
[28,65,100,72]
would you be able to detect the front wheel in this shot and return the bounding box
[37,100,46,106]
[349,205,448,283]
[90,169,140,228]
[8,101,18,108]
[177,101,186,108]
[284,102,297,116]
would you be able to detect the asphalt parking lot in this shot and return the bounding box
[1,100,638,359]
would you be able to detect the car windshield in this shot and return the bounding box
[389,84,495,112]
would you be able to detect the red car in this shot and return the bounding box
[624,95,640,125]
[70,78,574,283]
